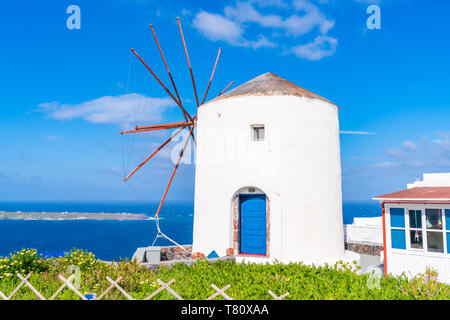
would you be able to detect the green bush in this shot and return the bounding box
[53,248,98,272]
[396,267,450,300]
[1,248,450,300]
[0,249,50,279]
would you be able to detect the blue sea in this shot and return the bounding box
[0,201,380,261]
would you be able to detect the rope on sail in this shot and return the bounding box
[120,26,190,254]
[151,218,189,252]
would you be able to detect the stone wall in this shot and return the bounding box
[143,256,235,272]
[159,242,383,261]
[345,241,383,256]
[160,245,192,261]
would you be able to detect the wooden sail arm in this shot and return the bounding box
[217,81,234,97]
[149,24,197,146]
[136,121,193,131]
[201,48,221,105]
[177,17,200,108]
[149,24,182,106]
[119,121,194,134]
[123,126,187,182]
[154,124,195,219]
[130,48,194,122]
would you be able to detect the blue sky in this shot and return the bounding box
[0,0,449,202]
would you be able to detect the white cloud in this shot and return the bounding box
[224,0,334,37]
[371,161,397,168]
[38,93,175,129]
[250,34,277,49]
[193,11,244,45]
[255,0,291,8]
[291,35,337,60]
[343,132,450,184]
[385,147,403,157]
[402,140,418,151]
[181,8,192,16]
[192,0,337,61]
[381,134,450,170]
[192,11,276,49]
[292,0,335,34]
[434,132,450,149]
[224,2,285,28]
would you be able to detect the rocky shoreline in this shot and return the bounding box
[0,211,151,220]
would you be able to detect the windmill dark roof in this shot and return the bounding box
[209,72,336,106]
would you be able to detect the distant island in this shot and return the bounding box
[0,211,151,220]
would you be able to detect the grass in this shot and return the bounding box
[0,248,449,300]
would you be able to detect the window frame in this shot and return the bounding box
[408,209,424,250]
[388,204,449,257]
[251,124,265,142]
[425,208,445,253]
[390,208,406,249]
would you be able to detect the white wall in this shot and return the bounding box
[407,173,450,189]
[192,95,345,265]
[385,203,450,283]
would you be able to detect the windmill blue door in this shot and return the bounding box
[239,194,266,255]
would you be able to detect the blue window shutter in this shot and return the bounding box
[445,210,450,231]
[447,233,450,253]
[391,229,406,249]
[390,208,405,228]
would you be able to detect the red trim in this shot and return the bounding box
[383,200,450,204]
[381,202,388,276]
[238,253,267,257]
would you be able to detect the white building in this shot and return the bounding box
[374,173,450,283]
[192,72,358,265]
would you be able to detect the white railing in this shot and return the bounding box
[0,273,289,300]
[344,224,383,245]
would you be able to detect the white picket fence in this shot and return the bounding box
[0,273,289,300]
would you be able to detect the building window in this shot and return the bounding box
[426,209,444,253]
[409,210,422,229]
[390,207,449,253]
[409,210,423,249]
[410,230,423,249]
[446,209,450,254]
[390,208,406,249]
[251,125,265,141]
[427,232,444,253]
[426,209,443,229]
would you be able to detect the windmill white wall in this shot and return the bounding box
[192,73,349,265]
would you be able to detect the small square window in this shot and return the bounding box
[252,125,265,141]
[410,230,423,249]
[409,210,422,229]
[426,209,442,230]
[427,231,444,253]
